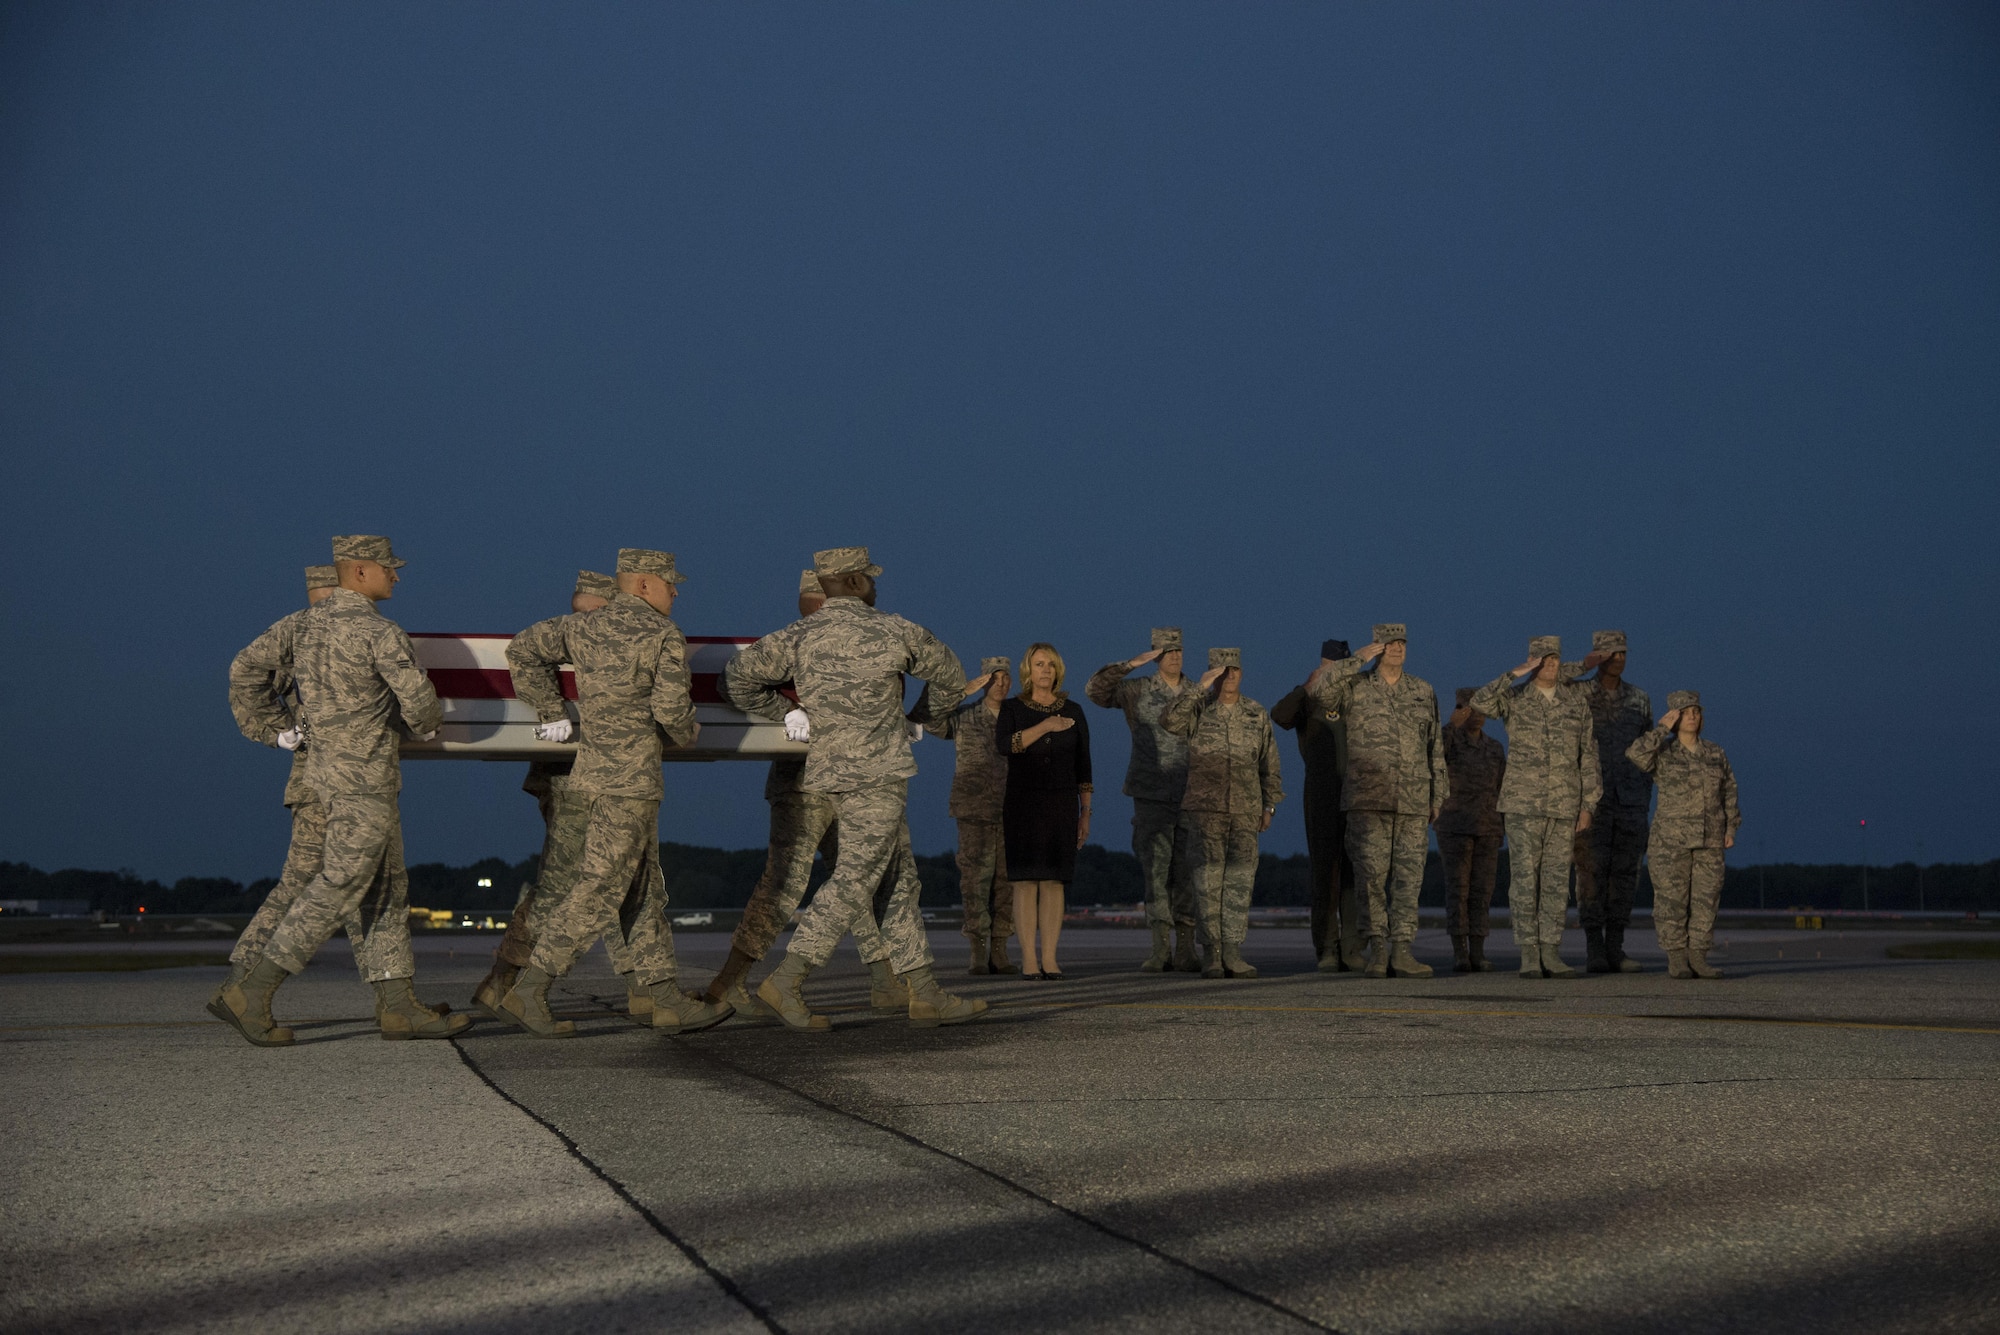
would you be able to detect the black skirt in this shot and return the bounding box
[1004,786,1079,884]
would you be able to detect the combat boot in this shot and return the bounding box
[498,966,576,1038]
[1451,936,1471,973]
[868,958,912,1012]
[1172,924,1201,973]
[472,960,519,1022]
[1468,938,1494,971]
[1666,949,1694,980]
[1585,927,1610,974]
[1141,923,1172,973]
[1201,942,1225,979]
[206,956,295,1047]
[1363,937,1389,979]
[1686,948,1724,979]
[988,935,1019,974]
[1606,925,1643,972]
[1340,938,1367,972]
[1389,941,1434,978]
[1220,941,1258,978]
[1539,943,1577,979]
[626,977,654,1018]
[373,977,472,1040]
[1316,949,1342,973]
[1519,942,1543,979]
[902,964,989,1027]
[968,936,992,975]
[649,981,734,1034]
[757,953,830,1032]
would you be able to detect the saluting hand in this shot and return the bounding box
[1580,650,1607,671]
[1199,666,1226,690]
[1448,705,1471,729]
[1658,708,1682,733]
[965,672,994,697]
[1358,642,1385,664]
[1130,648,1163,669]
[1512,657,1540,678]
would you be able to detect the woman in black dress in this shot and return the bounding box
[996,643,1092,979]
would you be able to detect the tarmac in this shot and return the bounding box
[2,926,1996,1334]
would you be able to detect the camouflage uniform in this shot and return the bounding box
[728,756,894,964]
[1271,678,1355,962]
[1562,651,1654,947]
[508,577,695,986]
[1160,675,1282,953]
[725,593,964,975]
[928,685,1015,943]
[258,588,441,978]
[1084,648,1198,932]
[1470,652,1602,951]
[1307,645,1447,944]
[1628,708,1740,954]
[225,605,413,981]
[1436,711,1506,946]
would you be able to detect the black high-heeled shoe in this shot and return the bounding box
[1022,971,1044,981]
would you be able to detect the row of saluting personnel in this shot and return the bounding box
[209,536,1740,1048]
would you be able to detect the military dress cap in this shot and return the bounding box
[1373,623,1407,644]
[1667,690,1702,712]
[1455,686,1476,708]
[813,546,883,578]
[980,655,1012,675]
[617,548,687,583]
[1321,639,1351,662]
[332,535,405,568]
[1208,647,1241,670]
[574,570,618,600]
[799,569,824,596]
[1528,635,1562,660]
[304,564,338,590]
[1592,629,1629,655]
[1151,627,1184,653]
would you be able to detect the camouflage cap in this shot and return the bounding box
[813,546,883,579]
[1667,690,1701,712]
[574,570,618,600]
[332,535,405,568]
[1455,687,1477,708]
[980,655,1012,675]
[799,569,824,597]
[1208,647,1241,670]
[1373,623,1407,644]
[1151,627,1184,653]
[304,564,338,591]
[1529,635,1561,660]
[1592,629,1629,655]
[617,549,686,583]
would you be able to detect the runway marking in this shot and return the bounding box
[1007,999,2000,1036]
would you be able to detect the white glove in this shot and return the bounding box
[907,721,924,744]
[275,728,301,751]
[535,718,574,743]
[415,729,439,743]
[783,708,811,743]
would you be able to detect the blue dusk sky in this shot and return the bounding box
[2,2,1995,882]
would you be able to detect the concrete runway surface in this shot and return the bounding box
[2,927,1995,1335]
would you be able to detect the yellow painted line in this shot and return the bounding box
[1002,998,2000,1036]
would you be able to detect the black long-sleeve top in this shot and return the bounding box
[995,695,1092,794]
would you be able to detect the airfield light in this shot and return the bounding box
[137,906,145,914]
[477,878,493,888]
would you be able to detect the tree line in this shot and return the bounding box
[5,851,1996,917]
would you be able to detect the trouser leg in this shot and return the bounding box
[347,815,415,983]
[1183,813,1227,950]
[1468,832,1501,940]
[1649,842,1694,951]
[789,782,929,973]
[262,793,398,976]
[232,798,327,968]
[1332,809,1359,954]
[731,793,837,961]
[529,795,678,985]
[846,821,912,967]
[1686,848,1725,953]
[500,784,589,967]
[956,820,1004,940]
[1222,819,1259,946]
[1604,807,1647,932]
[1303,786,1337,957]
[1438,832,1473,941]
[1385,814,1427,942]
[1535,815,1576,946]
[1346,811,1393,941]
[1574,807,1607,931]
[1132,800,1183,931]
[1505,814,1547,949]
